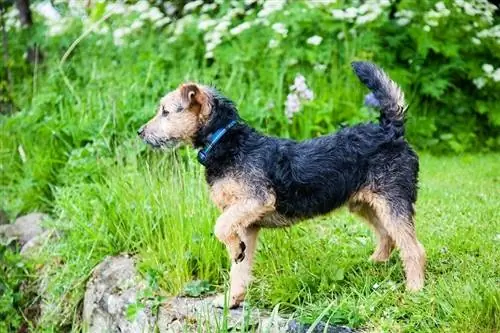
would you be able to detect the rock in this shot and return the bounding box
[157,296,360,332]
[157,296,288,332]
[82,255,361,332]
[82,254,156,333]
[0,212,48,245]
[20,230,59,257]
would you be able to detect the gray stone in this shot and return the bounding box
[82,255,361,333]
[20,229,59,257]
[82,254,156,333]
[0,212,48,245]
[157,296,289,332]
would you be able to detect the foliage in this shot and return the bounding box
[0,245,37,332]
[0,1,500,332]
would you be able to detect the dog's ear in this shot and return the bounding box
[180,83,202,109]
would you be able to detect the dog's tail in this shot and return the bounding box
[351,61,406,137]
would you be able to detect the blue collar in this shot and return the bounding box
[197,120,238,165]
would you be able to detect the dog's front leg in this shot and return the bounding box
[213,226,260,309]
[213,199,269,262]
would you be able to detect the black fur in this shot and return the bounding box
[197,62,418,220]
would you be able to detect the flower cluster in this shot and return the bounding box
[331,0,390,25]
[285,74,314,122]
[454,0,497,24]
[306,35,323,46]
[473,63,500,89]
[394,10,415,27]
[423,1,451,30]
[258,0,286,18]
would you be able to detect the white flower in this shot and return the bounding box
[290,74,314,100]
[477,25,500,39]
[205,51,214,59]
[337,31,345,40]
[198,19,217,31]
[306,35,323,46]
[183,0,203,13]
[268,39,279,48]
[471,37,481,45]
[130,20,144,30]
[144,7,164,21]
[492,69,500,82]
[272,22,288,36]
[35,1,61,21]
[154,16,171,28]
[314,64,327,73]
[344,7,357,20]
[356,11,380,25]
[435,2,446,11]
[395,9,414,26]
[482,64,494,74]
[201,3,218,13]
[214,20,231,32]
[285,93,301,122]
[331,9,345,19]
[107,3,127,15]
[230,22,252,35]
[131,0,150,13]
[48,23,67,36]
[423,25,431,32]
[285,74,314,122]
[397,18,411,26]
[473,77,486,89]
[258,0,286,17]
[114,27,130,36]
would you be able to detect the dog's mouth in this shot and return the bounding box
[143,137,181,149]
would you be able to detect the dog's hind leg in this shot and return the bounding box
[349,202,394,262]
[213,226,260,309]
[352,190,426,291]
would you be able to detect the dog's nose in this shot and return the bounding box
[137,126,145,137]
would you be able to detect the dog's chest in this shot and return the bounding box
[209,177,249,211]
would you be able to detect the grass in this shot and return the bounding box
[1,9,499,332]
[33,152,499,332]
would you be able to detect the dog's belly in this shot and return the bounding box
[256,212,298,228]
[273,189,350,220]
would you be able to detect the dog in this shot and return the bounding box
[138,62,426,309]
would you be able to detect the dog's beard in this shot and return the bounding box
[143,135,181,149]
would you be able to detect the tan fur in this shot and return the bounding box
[210,176,276,308]
[213,226,260,308]
[350,189,426,291]
[349,201,395,262]
[211,176,275,250]
[141,84,212,145]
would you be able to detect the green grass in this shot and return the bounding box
[1,8,499,331]
[26,152,500,332]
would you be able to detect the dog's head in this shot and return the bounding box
[138,83,212,148]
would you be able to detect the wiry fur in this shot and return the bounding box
[139,61,426,309]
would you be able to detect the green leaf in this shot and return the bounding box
[182,280,214,297]
[126,303,145,321]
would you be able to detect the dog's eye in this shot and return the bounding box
[176,105,183,113]
[161,106,169,116]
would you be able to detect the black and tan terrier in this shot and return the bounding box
[138,62,426,308]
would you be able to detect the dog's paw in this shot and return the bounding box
[212,294,241,309]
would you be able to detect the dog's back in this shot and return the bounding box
[258,62,417,219]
